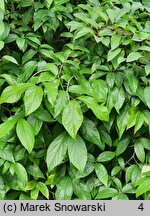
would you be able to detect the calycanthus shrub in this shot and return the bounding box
[0,0,150,200]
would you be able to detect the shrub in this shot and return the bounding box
[0,0,150,200]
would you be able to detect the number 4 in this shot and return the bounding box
[138,203,144,211]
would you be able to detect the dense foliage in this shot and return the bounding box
[0,0,150,200]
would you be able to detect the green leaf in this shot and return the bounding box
[44,80,59,106]
[112,194,129,200]
[144,87,150,109]
[55,177,73,200]
[95,163,108,187]
[0,117,18,138]
[54,90,68,117]
[97,151,115,162]
[116,137,130,156]
[111,87,125,113]
[12,163,28,185]
[37,182,49,199]
[24,85,43,116]
[0,40,4,50]
[111,35,122,50]
[138,138,150,151]
[78,96,109,121]
[73,181,91,200]
[74,27,94,39]
[96,187,118,199]
[125,165,137,184]
[16,119,35,154]
[134,141,145,163]
[126,52,143,62]
[0,21,4,36]
[80,118,104,149]
[62,100,83,139]
[107,48,121,62]
[117,106,129,139]
[91,79,108,103]
[46,132,68,172]
[67,134,87,172]
[145,65,150,76]
[2,55,19,65]
[0,83,30,104]
[16,37,27,52]
[136,178,150,197]
[27,165,45,179]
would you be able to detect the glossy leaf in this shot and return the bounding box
[16,119,35,153]
[24,85,43,116]
[62,100,83,139]
[95,163,108,187]
[55,177,73,200]
[46,132,68,172]
[78,96,109,121]
[67,134,87,172]
[80,118,104,149]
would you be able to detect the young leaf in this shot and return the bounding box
[16,119,35,153]
[55,177,73,200]
[95,163,108,187]
[24,85,43,116]
[67,134,87,172]
[62,100,83,139]
[46,132,68,172]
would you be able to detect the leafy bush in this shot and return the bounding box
[0,0,150,200]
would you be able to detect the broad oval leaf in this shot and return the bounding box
[24,85,43,116]
[67,134,87,172]
[144,87,150,109]
[46,132,68,172]
[116,137,130,156]
[96,187,118,199]
[134,140,145,163]
[55,177,73,200]
[62,100,83,139]
[16,119,35,153]
[107,48,121,62]
[97,151,115,162]
[44,80,59,106]
[136,178,150,197]
[80,118,104,149]
[126,52,143,62]
[0,83,30,104]
[37,182,49,199]
[12,162,28,185]
[78,96,109,121]
[95,163,108,187]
